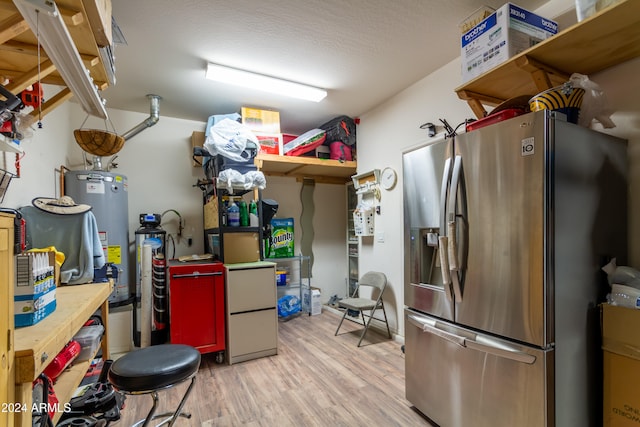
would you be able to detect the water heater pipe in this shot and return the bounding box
[122,94,162,141]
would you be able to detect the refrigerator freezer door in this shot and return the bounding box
[403,138,454,320]
[405,309,551,427]
[454,113,548,346]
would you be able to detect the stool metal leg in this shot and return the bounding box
[166,375,196,427]
[131,375,197,427]
[133,391,159,427]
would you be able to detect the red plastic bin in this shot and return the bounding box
[465,108,525,132]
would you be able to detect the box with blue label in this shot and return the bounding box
[14,251,57,327]
[461,3,558,83]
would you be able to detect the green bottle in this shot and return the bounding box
[239,200,249,227]
[249,200,259,227]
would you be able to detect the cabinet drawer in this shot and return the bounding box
[227,267,276,313]
[228,309,277,358]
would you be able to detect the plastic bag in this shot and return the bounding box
[278,295,300,318]
[205,112,240,137]
[204,118,259,162]
[602,258,640,289]
[217,169,266,193]
[570,73,615,129]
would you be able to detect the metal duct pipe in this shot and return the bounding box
[122,94,161,141]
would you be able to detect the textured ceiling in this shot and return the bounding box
[104,0,548,134]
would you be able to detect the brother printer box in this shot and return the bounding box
[461,3,558,83]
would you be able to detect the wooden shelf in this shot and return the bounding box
[192,131,357,184]
[14,282,111,383]
[13,282,111,427]
[455,0,640,118]
[255,153,356,184]
[0,0,111,123]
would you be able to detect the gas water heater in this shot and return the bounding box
[64,170,131,304]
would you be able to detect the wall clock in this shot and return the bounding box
[380,167,397,190]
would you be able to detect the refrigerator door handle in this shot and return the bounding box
[447,221,463,302]
[447,155,462,224]
[447,155,464,303]
[408,312,536,364]
[438,236,454,302]
[465,337,537,364]
[407,313,465,347]
[447,221,458,270]
[439,157,452,234]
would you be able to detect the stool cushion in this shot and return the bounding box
[108,344,200,392]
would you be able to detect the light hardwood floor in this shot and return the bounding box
[111,309,434,426]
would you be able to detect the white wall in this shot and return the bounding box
[2,86,75,208]
[261,176,347,302]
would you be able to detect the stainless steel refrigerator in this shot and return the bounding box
[403,110,627,427]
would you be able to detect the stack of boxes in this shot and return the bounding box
[241,107,297,155]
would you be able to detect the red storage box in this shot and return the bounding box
[465,108,525,132]
[254,132,283,155]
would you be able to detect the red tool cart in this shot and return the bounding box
[168,260,225,362]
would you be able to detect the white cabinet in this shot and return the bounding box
[225,262,277,364]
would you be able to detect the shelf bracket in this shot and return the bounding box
[456,90,505,119]
[514,55,570,93]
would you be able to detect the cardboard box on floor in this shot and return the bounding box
[303,286,321,316]
[602,304,640,427]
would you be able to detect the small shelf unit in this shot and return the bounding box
[273,255,311,315]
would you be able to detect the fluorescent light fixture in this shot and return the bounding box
[206,62,327,102]
[13,0,108,119]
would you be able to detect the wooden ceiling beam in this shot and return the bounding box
[0,12,30,45]
[5,59,56,93]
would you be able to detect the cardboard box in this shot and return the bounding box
[192,131,205,168]
[14,251,57,327]
[203,196,219,229]
[602,304,640,427]
[460,3,558,83]
[303,286,321,315]
[254,132,283,155]
[241,107,281,134]
[222,232,261,264]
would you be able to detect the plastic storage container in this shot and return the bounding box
[72,324,104,361]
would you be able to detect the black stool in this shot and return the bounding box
[108,344,201,427]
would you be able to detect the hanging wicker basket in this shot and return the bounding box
[74,129,125,156]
